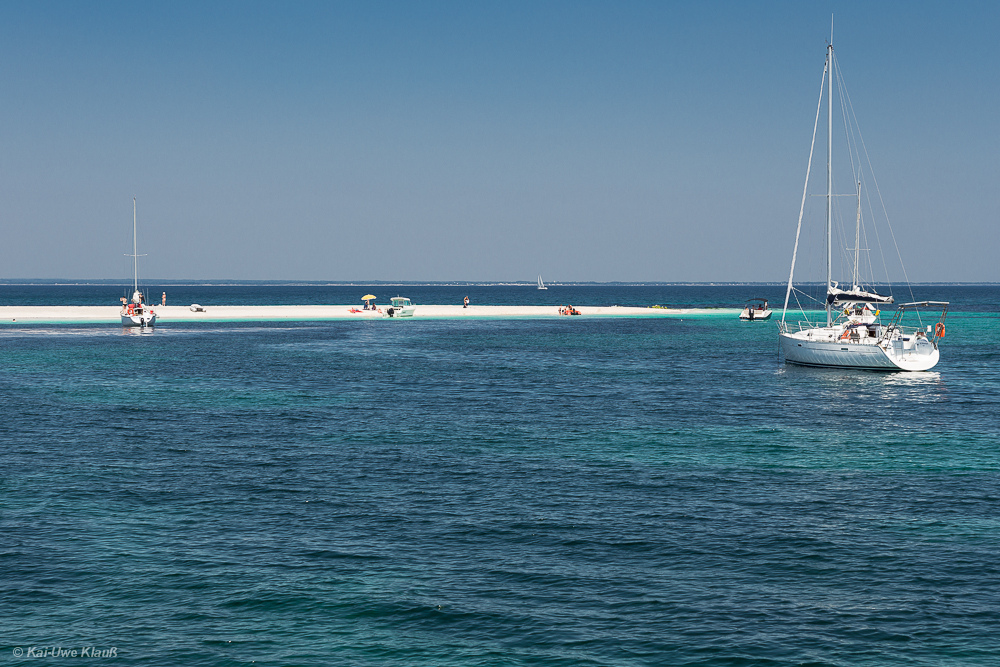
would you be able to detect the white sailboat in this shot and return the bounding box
[120,197,157,327]
[777,37,947,371]
[537,275,547,290]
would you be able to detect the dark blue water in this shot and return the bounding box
[2,286,998,666]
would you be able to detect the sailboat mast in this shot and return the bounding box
[132,197,139,293]
[826,42,833,327]
[781,50,828,326]
[853,181,861,289]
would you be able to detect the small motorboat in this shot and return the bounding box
[189,304,206,312]
[384,296,416,318]
[739,298,772,321]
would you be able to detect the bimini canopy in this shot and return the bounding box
[826,285,894,306]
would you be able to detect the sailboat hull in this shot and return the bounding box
[779,331,939,371]
[121,311,157,327]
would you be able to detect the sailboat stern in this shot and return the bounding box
[121,305,157,327]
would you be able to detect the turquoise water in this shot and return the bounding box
[1,286,998,666]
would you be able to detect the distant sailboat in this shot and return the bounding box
[537,275,547,290]
[120,198,157,327]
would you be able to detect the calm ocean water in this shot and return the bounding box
[2,285,998,666]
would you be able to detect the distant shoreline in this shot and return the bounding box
[0,280,995,287]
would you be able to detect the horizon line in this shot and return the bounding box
[1,280,996,287]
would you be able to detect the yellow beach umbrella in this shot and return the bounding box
[362,294,376,300]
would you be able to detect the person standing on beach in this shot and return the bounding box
[463,296,470,308]
[161,292,166,305]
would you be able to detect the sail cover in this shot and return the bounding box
[827,286,894,305]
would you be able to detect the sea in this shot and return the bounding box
[2,284,998,666]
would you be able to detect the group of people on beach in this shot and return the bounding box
[357,297,381,313]
[356,295,579,315]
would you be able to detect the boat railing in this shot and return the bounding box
[882,301,949,346]
[780,318,884,344]
[783,320,822,333]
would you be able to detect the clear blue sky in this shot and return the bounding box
[1,1,996,281]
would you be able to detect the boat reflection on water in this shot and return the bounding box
[879,371,942,387]
[121,325,155,336]
[778,364,944,402]
[779,364,942,383]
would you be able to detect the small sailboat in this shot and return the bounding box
[120,198,157,327]
[537,275,547,290]
[777,36,947,371]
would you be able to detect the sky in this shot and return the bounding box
[0,1,997,282]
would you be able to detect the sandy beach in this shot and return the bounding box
[0,304,732,324]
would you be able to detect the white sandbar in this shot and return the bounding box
[0,304,734,324]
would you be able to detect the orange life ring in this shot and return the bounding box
[935,322,945,338]
[840,329,851,340]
